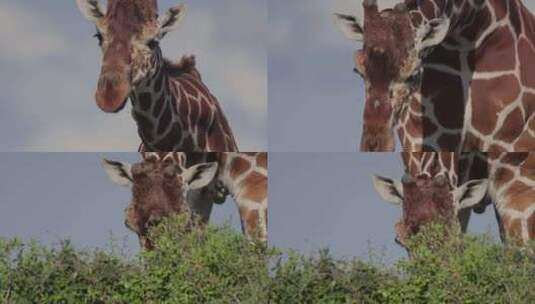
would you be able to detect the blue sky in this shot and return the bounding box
[0,0,266,151]
[269,153,499,261]
[0,153,243,255]
[0,153,500,261]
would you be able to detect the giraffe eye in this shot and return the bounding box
[147,39,159,50]
[93,32,104,46]
[353,67,363,77]
[406,69,422,84]
[93,32,103,46]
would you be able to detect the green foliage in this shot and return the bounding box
[270,248,395,304]
[120,215,276,303]
[0,219,534,304]
[0,238,136,304]
[379,224,535,304]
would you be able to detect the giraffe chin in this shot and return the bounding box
[360,135,395,152]
[96,95,129,113]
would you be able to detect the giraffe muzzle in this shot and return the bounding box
[360,131,395,152]
[96,72,130,113]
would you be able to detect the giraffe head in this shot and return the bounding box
[372,153,488,251]
[334,0,450,151]
[77,0,186,113]
[101,153,218,250]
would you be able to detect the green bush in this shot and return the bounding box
[120,215,276,303]
[0,238,136,304]
[380,224,535,304]
[0,218,534,303]
[270,248,396,304]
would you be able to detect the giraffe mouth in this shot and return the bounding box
[110,97,129,113]
[96,86,130,113]
[95,76,131,113]
[97,96,129,113]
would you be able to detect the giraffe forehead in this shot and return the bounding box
[106,0,158,23]
[364,11,414,50]
[103,0,159,38]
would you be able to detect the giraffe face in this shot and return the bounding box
[77,0,186,113]
[335,1,450,151]
[397,174,457,247]
[101,157,218,250]
[373,174,488,251]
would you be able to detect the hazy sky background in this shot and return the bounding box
[0,153,243,255]
[0,0,266,151]
[269,0,535,152]
[0,153,499,261]
[269,153,500,262]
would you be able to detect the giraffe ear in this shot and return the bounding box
[76,0,105,23]
[183,162,218,190]
[454,179,488,211]
[333,13,363,41]
[372,175,403,205]
[415,17,450,52]
[101,159,133,188]
[158,4,187,39]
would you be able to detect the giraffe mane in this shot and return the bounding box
[163,55,201,79]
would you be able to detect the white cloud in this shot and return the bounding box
[0,2,66,61]
[0,1,266,151]
[271,0,535,53]
[163,0,267,150]
[269,0,357,52]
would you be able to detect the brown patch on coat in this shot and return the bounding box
[505,181,535,212]
[493,167,514,187]
[474,26,515,72]
[230,157,251,179]
[520,153,535,177]
[241,172,267,203]
[462,132,484,151]
[239,207,260,238]
[528,215,535,240]
[423,70,464,129]
[519,37,535,87]
[461,6,492,43]
[256,153,267,169]
[471,75,521,135]
[494,107,524,142]
[501,153,529,166]
[514,130,535,151]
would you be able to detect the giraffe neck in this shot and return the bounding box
[142,152,268,242]
[131,49,238,152]
[487,152,535,244]
[217,152,268,242]
[403,152,459,185]
[397,0,535,152]
[131,49,189,151]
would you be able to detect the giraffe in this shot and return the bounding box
[77,0,238,151]
[486,152,535,244]
[373,152,488,249]
[101,152,268,249]
[375,152,535,249]
[335,0,535,153]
